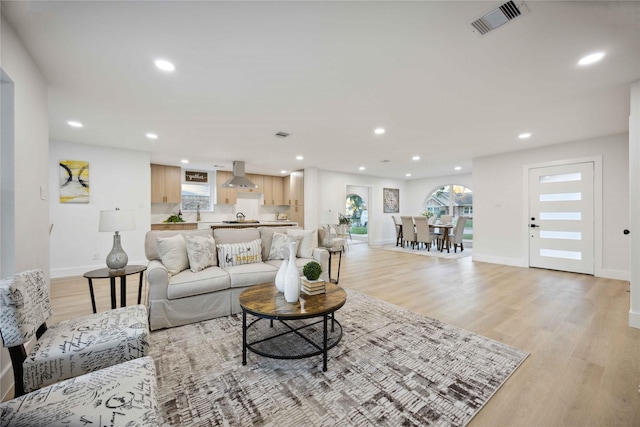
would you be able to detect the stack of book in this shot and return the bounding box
[301,278,326,295]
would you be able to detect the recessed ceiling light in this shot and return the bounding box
[67,120,83,128]
[412,156,420,161]
[296,155,303,160]
[405,173,412,177]
[374,128,385,135]
[578,52,605,66]
[281,170,287,174]
[146,133,158,139]
[154,59,175,71]
[359,166,365,171]
[518,132,532,139]
[454,166,462,171]
[181,159,189,164]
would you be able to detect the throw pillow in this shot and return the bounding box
[185,235,217,272]
[287,229,317,258]
[267,233,301,260]
[217,239,262,268]
[156,234,189,275]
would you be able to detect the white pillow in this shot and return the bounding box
[267,233,301,260]
[287,229,317,258]
[156,234,189,275]
[185,235,217,272]
[217,239,262,268]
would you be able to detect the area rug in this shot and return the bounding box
[374,244,472,260]
[149,290,527,426]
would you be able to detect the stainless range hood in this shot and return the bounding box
[221,161,258,188]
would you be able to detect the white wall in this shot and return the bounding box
[49,141,151,278]
[1,13,50,401]
[473,134,629,279]
[629,81,640,329]
[316,170,406,246]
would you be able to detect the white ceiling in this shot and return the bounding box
[3,1,639,179]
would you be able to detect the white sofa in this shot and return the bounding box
[145,226,329,330]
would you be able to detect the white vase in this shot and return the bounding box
[275,259,288,292]
[284,241,300,303]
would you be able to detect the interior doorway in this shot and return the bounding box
[345,185,370,246]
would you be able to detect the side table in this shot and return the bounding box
[83,265,146,313]
[327,248,343,284]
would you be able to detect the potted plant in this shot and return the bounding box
[301,261,325,295]
[421,211,435,224]
[337,213,352,235]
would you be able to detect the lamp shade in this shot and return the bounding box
[320,210,339,225]
[99,209,136,232]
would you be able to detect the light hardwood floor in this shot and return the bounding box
[47,244,640,426]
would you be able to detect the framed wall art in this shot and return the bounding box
[383,188,399,213]
[60,160,90,203]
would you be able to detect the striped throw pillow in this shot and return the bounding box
[216,239,262,268]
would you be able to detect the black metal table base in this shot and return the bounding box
[242,312,343,372]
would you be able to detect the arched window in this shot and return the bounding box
[423,184,473,240]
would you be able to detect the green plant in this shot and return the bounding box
[303,261,322,281]
[164,214,185,223]
[421,211,434,218]
[338,213,352,226]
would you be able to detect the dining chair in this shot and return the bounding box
[440,214,453,224]
[0,269,150,397]
[439,216,469,252]
[400,216,417,249]
[413,216,438,250]
[392,216,403,246]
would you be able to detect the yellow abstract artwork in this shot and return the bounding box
[60,160,89,203]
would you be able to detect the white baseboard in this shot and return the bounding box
[471,254,528,268]
[50,259,148,279]
[629,310,640,329]
[596,269,630,281]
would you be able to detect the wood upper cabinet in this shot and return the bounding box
[289,171,304,206]
[290,205,304,228]
[151,164,182,204]
[263,175,285,205]
[216,171,237,204]
[283,175,291,205]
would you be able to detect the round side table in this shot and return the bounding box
[83,265,146,313]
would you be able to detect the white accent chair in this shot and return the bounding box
[0,356,162,426]
[0,269,149,397]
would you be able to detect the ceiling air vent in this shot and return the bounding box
[275,131,290,138]
[471,1,529,36]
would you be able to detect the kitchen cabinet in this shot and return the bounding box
[263,175,285,205]
[289,171,304,206]
[151,164,182,204]
[289,204,304,228]
[215,171,237,204]
[283,175,291,205]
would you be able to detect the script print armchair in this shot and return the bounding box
[0,269,150,397]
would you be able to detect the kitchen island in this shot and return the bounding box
[205,221,298,230]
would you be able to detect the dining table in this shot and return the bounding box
[430,223,454,253]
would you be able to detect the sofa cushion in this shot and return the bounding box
[224,263,278,288]
[287,228,317,258]
[145,229,212,261]
[258,226,301,260]
[186,235,217,271]
[217,239,262,268]
[213,228,260,244]
[267,232,301,260]
[157,234,189,275]
[167,267,230,299]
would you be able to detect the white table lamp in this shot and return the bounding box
[99,208,136,270]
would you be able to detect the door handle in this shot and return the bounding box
[530,224,538,228]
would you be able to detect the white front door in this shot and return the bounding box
[529,162,594,275]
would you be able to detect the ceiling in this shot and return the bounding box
[2,1,639,179]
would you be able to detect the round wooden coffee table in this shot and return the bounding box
[239,282,347,372]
